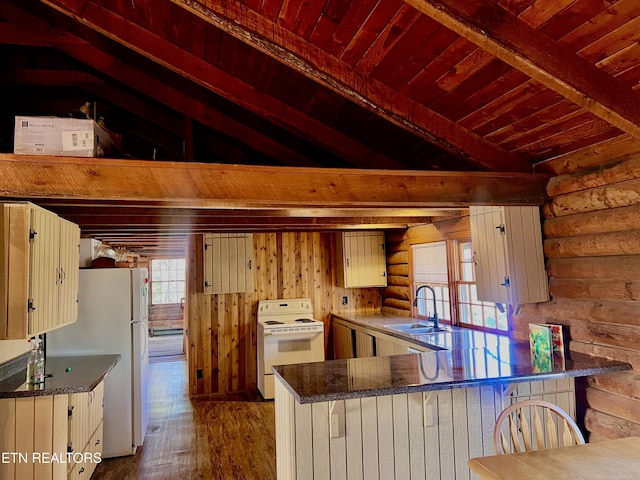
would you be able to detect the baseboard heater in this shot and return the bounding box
[149,328,184,337]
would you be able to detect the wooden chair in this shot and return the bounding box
[493,399,585,454]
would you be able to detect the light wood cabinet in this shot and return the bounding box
[1,202,80,339]
[469,206,549,306]
[0,380,103,480]
[354,330,375,357]
[68,381,104,480]
[203,233,254,294]
[336,231,387,288]
[332,321,355,359]
[332,316,433,359]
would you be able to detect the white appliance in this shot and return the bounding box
[257,298,325,399]
[47,267,150,458]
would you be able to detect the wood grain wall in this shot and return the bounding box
[513,154,640,442]
[186,232,382,396]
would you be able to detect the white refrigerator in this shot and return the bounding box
[47,267,150,458]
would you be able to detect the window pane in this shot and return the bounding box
[459,284,469,302]
[460,242,472,261]
[462,263,474,282]
[150,258,186,305]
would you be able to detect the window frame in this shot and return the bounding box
[409,231,510,335]
[451,238,510,334]
[411,241,451,324]
[149,257,186,306]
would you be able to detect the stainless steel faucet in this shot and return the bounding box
[413,285,439,330]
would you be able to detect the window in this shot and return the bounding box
[411,239,509,333]
[151,258,186,305]
[454,240,508,332]
[411,242,450,322]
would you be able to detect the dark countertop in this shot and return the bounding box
[0,354,120,398]
[273,314,631,404]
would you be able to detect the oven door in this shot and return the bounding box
[262,329,324,371]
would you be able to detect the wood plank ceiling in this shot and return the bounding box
[2,0,640,255]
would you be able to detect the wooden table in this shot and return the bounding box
[468,436,640,479]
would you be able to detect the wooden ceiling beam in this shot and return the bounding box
[32,2,403,171]
[60,215,431,227]
[404,0,640,140]
[46,205,463,218]
[170,0,530,172]
[0,154,550,207]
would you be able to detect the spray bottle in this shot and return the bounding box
[26,337,45,384]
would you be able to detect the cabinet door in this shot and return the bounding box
[469,206,509,304]
[338,232,387,288]
[470,206,548,305]
[332,322,355,359]
[375,337,394,356]
[29,204,61,336]
[68,392,90,457]
[58,219,80,328]
[1,204,30,339]
[203,233,254,294]
[355,331,375,357]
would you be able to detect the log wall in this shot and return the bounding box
[149,304,184,332]
[383,217,470,316]
[186,232,381,396]
[522,153,640,441]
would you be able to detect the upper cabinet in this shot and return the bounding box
[203,233,254,294]
[336,231,387,288]
[469,206,548,306]
[0,202,80,339]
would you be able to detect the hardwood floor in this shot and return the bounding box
[92,360,276,480]
[148,334,185,362]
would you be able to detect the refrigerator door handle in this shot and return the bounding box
[131,320,149,359]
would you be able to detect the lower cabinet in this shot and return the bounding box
[68,422,103,480]
[68,381,104,480]
[332,317,433,359]
[0,380,104,480]
[332,322,355,359]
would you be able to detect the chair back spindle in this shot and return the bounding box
[494,399,585,455]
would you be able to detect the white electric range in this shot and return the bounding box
[257,298,325,399]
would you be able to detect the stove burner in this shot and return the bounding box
[265,320,284,325]
[295,318,314,323]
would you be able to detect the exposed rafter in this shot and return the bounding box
[0,19,322,166]
[32,1,408,171]
[404,0,637,139]
[168,0,531,172]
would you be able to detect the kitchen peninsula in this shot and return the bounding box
[274,315,630,480]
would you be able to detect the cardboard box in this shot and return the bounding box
[14,116,112,157]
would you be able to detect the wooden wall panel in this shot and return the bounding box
[522,153,640,440]
[187,232,382,395]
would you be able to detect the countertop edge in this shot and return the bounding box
[0,354,121,398]
[274,360,631,404]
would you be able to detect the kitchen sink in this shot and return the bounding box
[383,323,450,335]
